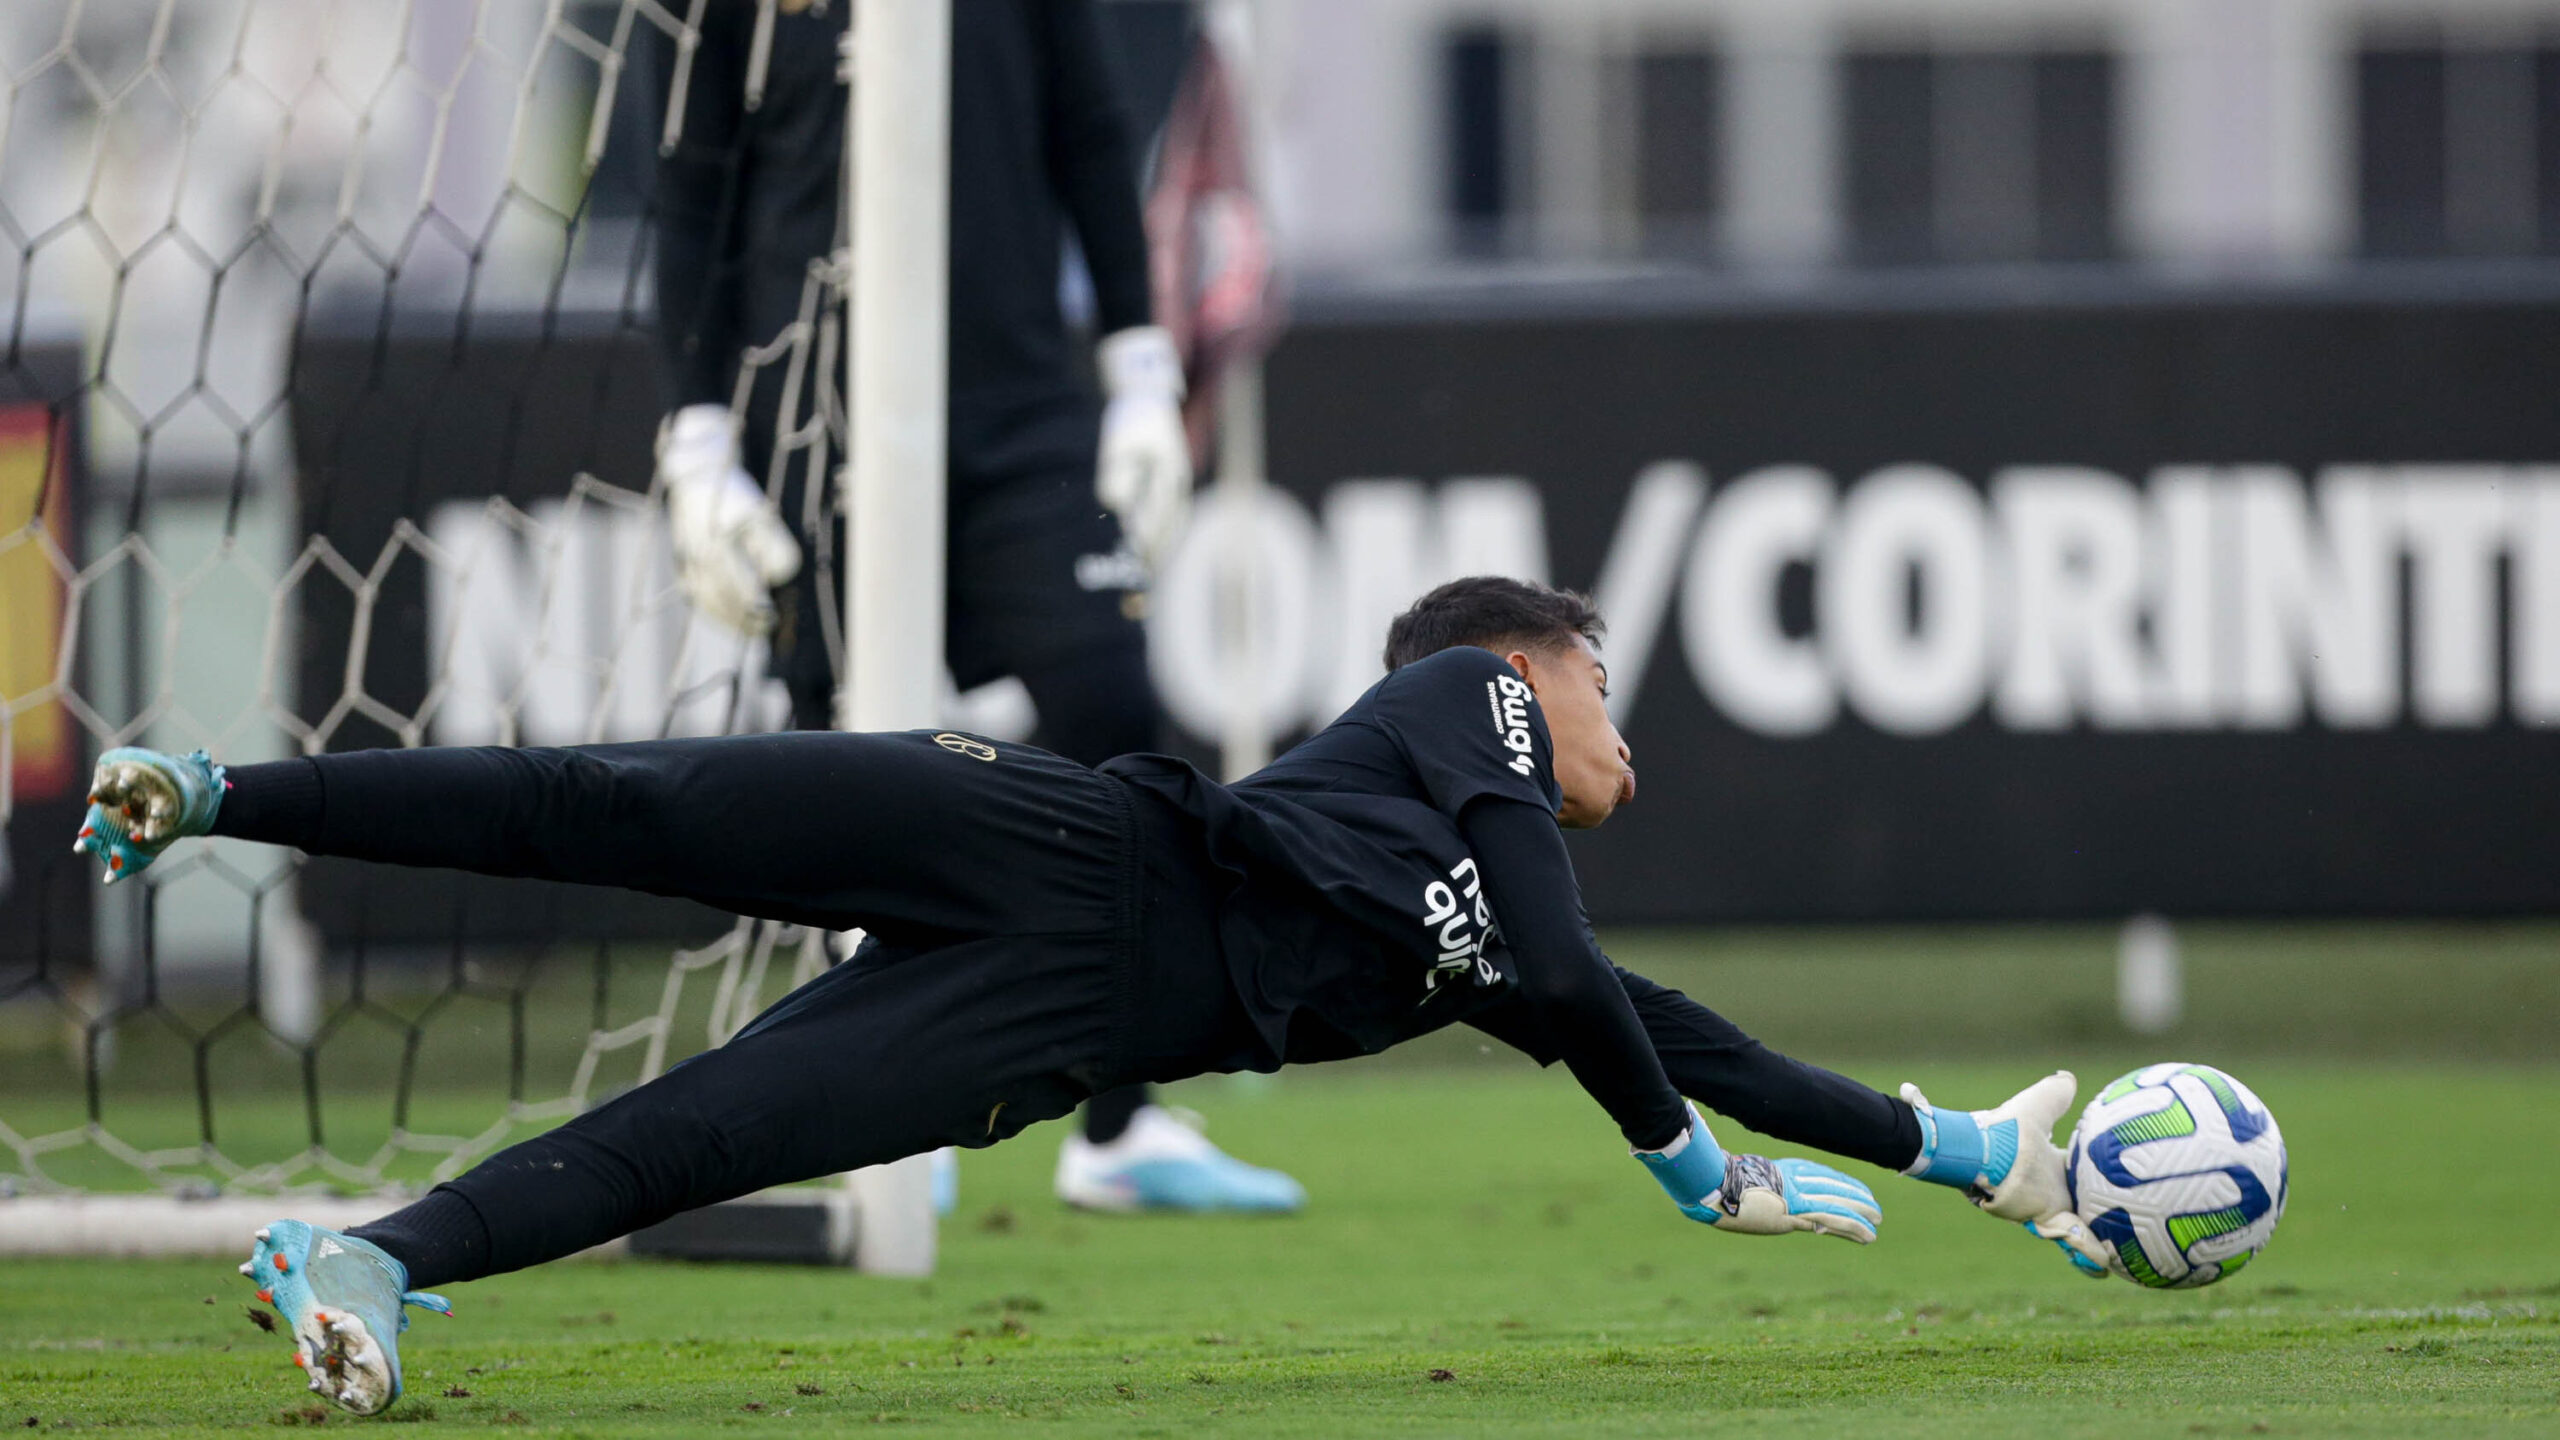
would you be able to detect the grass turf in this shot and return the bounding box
[6,1059,2556,1436]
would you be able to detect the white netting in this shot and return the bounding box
[0,0,847,1200]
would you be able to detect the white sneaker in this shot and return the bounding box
[1054,1105,1305,1214]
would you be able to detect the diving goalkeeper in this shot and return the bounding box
[76,577,2097,1418]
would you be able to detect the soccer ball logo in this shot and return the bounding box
[2065,1062,2288,1289]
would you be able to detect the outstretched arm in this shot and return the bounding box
[1043,0,1151,335]
[1371,648,1873,1239]
[1466,965,1922,1174]
[642,12,750,411]
[1457,795,1687,1151]
[1457,797,1878,1243]
[1043,0,1192,564]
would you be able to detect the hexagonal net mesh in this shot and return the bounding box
[0,0,854,1217]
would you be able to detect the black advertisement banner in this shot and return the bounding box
[1232,291,2560,922]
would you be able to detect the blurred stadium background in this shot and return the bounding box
[1,0,2556,1228]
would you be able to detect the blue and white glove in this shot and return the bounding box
[1634,1103,1881,1244]
[2028,1212,2113,1279]
[1902,1072,2106,1277]
[1900,1072,2075,1220]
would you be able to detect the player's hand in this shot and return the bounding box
[1900,1073,2077,1224]
[1094,325,1192,568]
[2028,1212,2113,1279]
[1634,1103,1880,1244]
[1712,1155,1882,1243]
[657,404,802,636]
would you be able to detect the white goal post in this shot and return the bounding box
[834,0,952,1279]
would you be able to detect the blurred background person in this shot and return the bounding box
[643,0,1302,1214]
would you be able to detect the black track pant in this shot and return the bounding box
[215,733,1241,1284]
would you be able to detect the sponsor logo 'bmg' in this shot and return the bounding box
[1487,674,1538,778]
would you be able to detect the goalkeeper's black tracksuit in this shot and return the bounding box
[642,0,1169,1144]
[209,648,1922,1289]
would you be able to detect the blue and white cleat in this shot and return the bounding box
[73,747,224,885]
[1900,1071,2077,1222]
[239,1220,449,1416]
[1054,1105,1305,1214]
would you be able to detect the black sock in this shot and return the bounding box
[350,1186,494,1291]
[208,758,326,849]
[1083,1083,1149,1144]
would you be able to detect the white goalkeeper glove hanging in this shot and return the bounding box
[657,404,803,637]
[1094,325,1192,568]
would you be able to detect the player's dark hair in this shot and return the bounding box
[1382,576,1605,671]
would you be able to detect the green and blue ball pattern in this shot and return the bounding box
[2065,1062,2288,1289]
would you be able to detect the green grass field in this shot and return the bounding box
[6,926,2558,1434]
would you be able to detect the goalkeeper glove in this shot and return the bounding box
[1898,1071,2075,1221]
[1634,1103,1881,1244]
[2029,1212,2114,1279]
[658,404,803,637]
[1902,1071,2106,1276]
[1094,326,1192,568]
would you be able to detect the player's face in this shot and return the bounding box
[1508,635,1634,829]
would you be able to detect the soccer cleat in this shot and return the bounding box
[241,1220,450,1416]
[74,747,225,885]
[1900,1071,2077,1223]
[1054,1105,1305,1214]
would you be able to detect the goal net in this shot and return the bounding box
[0,0,935,1263]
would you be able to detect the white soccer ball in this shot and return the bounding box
[2065,1062,2288,1289]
